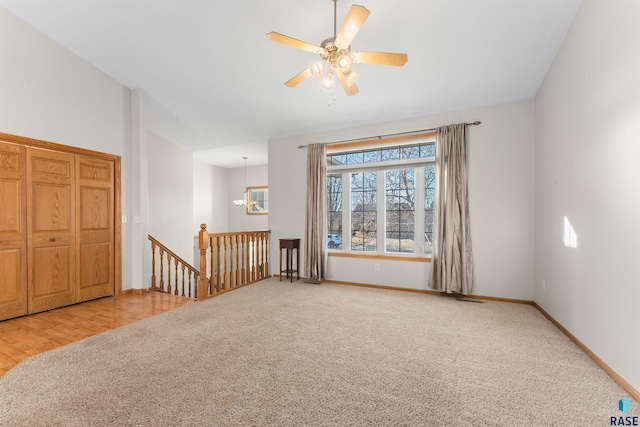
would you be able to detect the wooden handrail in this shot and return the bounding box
[202,229,272,238]
[149,234,200,298]
[148,226,271,301]
[149,235,200,279]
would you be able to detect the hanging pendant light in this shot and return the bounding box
[233,157,248,207]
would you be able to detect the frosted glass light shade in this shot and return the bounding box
[320,71,335,90]
[337,53,353,73]
[309,61,325,78]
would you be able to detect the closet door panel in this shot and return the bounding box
[27,148,76,314]
[0,249,24,308]
[30,245,73,298]
[0,142,27,320]
[76,156,114,302]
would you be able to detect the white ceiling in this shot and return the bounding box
[0,0,581,168]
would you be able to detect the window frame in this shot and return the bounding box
[246,186,268,215]
[326,133,436,260]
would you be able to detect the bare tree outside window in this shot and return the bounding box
[425,165,435,253]
[386,168,415,252]
[351,171,377,251]
[327,173,343,248]
[327,140,435,255]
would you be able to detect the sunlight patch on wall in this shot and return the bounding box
[563,216,578,248]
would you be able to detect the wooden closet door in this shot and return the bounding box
[76,156,114,302]
[27,148,76,314]
[0,142,27,321]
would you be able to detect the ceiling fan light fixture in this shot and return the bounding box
[267,0,407,97]
[309,61,326,78]
[320,70,335,91]
[337,52,353,73]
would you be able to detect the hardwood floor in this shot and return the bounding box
[0,292,194,377]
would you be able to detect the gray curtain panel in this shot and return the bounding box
[304,143,328,280]
[430,123,474,295]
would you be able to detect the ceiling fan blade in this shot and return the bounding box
[285,68,313,87]
[266,32,323,54]
[352,51,408,66]
[337,71,359,96]
[335,5,370,48]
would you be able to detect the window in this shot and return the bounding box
[246,186,268,215]
[351,171,377,251]
[424,166,435,253]
[385,169,415,253]
[327,173,343,248]
[326,136,435,256]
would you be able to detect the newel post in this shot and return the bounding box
[197,224,209,300]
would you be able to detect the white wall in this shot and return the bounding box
[0,8,128,155]
[193,161,228,233]
[0,7,135,288]
[0,9,209,288]
[534,0,640,393]
[269,100,535,300]
[227,164,269,231]
[148,132,194,262]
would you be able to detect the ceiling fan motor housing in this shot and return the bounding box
[320,37,351,71]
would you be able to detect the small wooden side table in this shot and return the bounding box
[279,238,300,282]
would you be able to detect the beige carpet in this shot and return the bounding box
[0,278,636,426]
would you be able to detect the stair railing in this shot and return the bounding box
[149,225,271,301]
[149,235,199,298]
[197,224,271,300]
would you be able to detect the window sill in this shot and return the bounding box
[328,251,431,262]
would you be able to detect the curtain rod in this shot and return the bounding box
[297,121,481,149]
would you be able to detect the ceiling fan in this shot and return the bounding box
[266,0,408,96]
